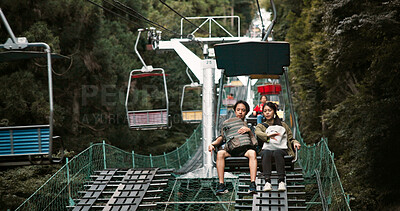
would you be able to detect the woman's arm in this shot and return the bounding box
[255,124,269,142]
[282,122,301,149]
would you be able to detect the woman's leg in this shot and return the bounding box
[257,114,263,124]
[273,150,288,182]
[216,150,230,184]
[261,150,273,182]
[245,149,257,182]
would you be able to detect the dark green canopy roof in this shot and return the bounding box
[214,41,290,77]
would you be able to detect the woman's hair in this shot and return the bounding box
[260,95,267,101]
[233,100,250,115]
[262,102,282,125]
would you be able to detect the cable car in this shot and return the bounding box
[125,29,169,130]
[180,68,202,123]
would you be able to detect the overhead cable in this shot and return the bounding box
[111,0,181,36]
[85,0,141,27]
[86,0,179,36]
[158,0,207,34]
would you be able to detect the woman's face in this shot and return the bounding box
[260,96,267,103]
[235,103,247,119]
[263,105,275,120]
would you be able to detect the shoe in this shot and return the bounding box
[248,182,257,194]
[263,182,272,191]
[278,181,286,191]
[216,183,228,195]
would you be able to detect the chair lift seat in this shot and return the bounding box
[213,146,298,172]
[222,99,236,106]
[0,125,50,156]
[224,154,294,172]
[182,110,202,122]
[128,109,168,128]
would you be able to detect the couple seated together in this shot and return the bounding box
[208,100,301,194]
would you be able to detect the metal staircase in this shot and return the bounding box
[235,168,306,210]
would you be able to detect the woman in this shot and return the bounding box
[253,95,267,124]
[208,100,258,194]
[255,102,301,191]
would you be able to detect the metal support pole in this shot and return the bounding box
[89,143,93,175]
[215,70,225,137]
[283,67,296,138]
[102,140,107,169]
[132,150,135,168]
[66,157,73,206]
[0,8,17,43]
[135,29,147,68]
[177,147,181,169]
[202,59,216,172]
[150,154,153,167]
[164,152,168,168]
[186,139,191,159]
[45,45,54,159]
[263,0,277,41]
[26,42,54,160]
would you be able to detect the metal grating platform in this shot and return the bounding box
[235,169,306,210]
[71,168,172,211]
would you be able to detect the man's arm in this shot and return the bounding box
[208,136,223,152]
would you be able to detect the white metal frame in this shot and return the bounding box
[125,68,169,130]
[180,83,202,123]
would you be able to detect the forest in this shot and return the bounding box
[1,0,400,210]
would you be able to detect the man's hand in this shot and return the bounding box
[208,144,215,152]
[238,126,250,134]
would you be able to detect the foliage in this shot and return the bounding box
[0,0,256,209]
[0,165,61,209]
[274,0,400,209]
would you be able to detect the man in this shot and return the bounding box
[208,100,258,194]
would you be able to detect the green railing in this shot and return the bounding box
[294,114,351,210]
[16,103,351,211]
[16,124,202,211]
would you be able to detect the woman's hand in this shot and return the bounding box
[293,142,301,150]
[267,132,279,137]
[238,126,250,134]
[267,132,280,141]
[208,144,215,152]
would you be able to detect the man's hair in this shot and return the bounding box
[233,100,250,115]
